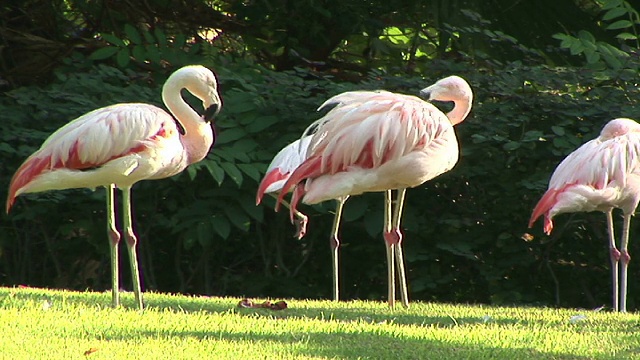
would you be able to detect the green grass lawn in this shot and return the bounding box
[1,286,639,359]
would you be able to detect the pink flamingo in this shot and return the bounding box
[6,65,222,310]
[256,135,348,301]
[529,118,640,312]
[276,75,473,308]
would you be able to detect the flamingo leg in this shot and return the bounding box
[619,213,632,313]
[106,184,121,308]
[122,186,144,310]
[383,190,396,308]
[391,188,409,308]
[330,196,348,302]
[269,194,308,239]
[605,210,620,312]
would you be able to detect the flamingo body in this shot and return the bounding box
[7,104,195,208]
[280,89,463,216]
[6,65,222,309]
[529,118,640,234]
[277,76,473,308]
[529,117,640,312]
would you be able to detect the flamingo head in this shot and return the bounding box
[420,75,472,103]
[420,75,473,125]
[599,118,640,140]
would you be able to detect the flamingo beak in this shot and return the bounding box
[203,103,220,123]
[419,86,434,100]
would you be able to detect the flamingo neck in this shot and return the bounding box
[162,81,214,164]
[446,97,472,125]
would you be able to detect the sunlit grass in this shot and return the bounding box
[1,286,639,359]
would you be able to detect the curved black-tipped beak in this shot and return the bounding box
[419,89,432,100]
[203,103,220,123]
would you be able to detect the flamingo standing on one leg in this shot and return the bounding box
[256,135,348,301]
[276,75,473,308]
[529,118,640,312]
[6,65,222,310]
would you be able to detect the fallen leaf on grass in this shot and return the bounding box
[238,298,288,310]
[84,348,99,356]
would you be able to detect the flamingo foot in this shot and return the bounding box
[293,216,308,239]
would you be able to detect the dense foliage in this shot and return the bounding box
[1,0,640,309]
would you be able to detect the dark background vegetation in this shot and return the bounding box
[1,0,640,309]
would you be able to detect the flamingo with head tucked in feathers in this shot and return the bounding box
[276,75,473,308]
[6,65,222,310]
[529,118,640,312]
[256,135,348,301]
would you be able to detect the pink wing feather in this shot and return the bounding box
[7,103,177,211]
[256,136,313,204]
[276,90,451,213]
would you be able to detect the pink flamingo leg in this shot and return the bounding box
[391,188,409,308]
[605,210,620,312]
[382,189,410,308]
[269,194,308,239]
[106,184,121,308]
[619,213,632,313]
[383,190,396,308]
[329,196,348,301]
[122,186,144,310]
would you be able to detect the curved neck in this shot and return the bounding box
[162,80,213,164]
[447,98,472,125]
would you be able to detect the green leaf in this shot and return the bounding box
[552,136,572,149]
[211,215,231,239]
[220,162,243,186]
[577,30,595,43]
[551,126,565,136]
[186,165,197,180]
[246,116,280,133]
[145,45,161,63]
[585,50,600,64]
[124,24,142,44]
[142,29,155,43]
[101,33,126,47]
[89,47,119,60]
[552,33,570,41]
[602,0,624,10]
[116,48,131,67]
[197,221,213,248]
[216,127,247,145]
[231,138,259,153]
[132,45,146,61]
[202,158,225,185]
[154,28,167,46]
[569,40,584,55]
[342,196,366,222]
[238,194,264,221]
[616,32,638,40]
[606,20,633,30]
[223,204,250,231]
[363,209,383,238]
[603,7,628,20]
[502,141,521,151]
[174,33,187,47]
[237,163,262,182]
